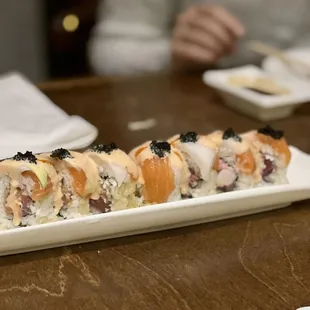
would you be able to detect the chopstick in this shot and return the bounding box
[247,40,310,79]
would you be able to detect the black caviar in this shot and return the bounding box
[150,141,171,158]
[258,125,284,140]
[222,128,242,142]
[180,131,198,143]
[91,143,118,154]
[13,151,37,164]
[50,148,72,160]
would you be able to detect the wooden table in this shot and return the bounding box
[1,74,310,310]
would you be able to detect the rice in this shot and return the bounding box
[98,167,142,211]
[215,137,257,193]
[58,171,90,219]
[60,198,90,219]
[112,181,143,211]
[0,176,14,230]
[191,170,218,197]
[0,174,58,229]
[256,144,288,186]
[20,195,59,226]
[182,151,217,198]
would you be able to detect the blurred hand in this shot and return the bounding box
[171,4,245,70]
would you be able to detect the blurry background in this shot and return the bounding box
[0,0,98,83]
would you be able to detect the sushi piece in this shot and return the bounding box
[207,130,224,147]
[84,143,144,212]
[37,148,101,219]
[129,140,189,204]
[0,151,62,229]
[241,125,291,185]
[212,128,260,192]
[168,131,218,197]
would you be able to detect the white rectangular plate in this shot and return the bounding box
[1,146,310,256]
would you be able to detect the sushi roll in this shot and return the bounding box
[212,128,259,192]
[168,131,218,197]
[129,140,189,204]
[84,143,144,212]
[241,125,291,185]
[37,148,101,219]
[0,151,62,229]
[207,130,224,147]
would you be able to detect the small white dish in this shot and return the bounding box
[262,47,310,83]
[202,65,310,121]
[0,146,310,256]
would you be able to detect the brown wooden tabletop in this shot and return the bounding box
[1,73,310,310]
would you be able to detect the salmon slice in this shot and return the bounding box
[22,171,53,201]
[236,151,256,175]
[257,134,291,166]
[141,157,175,204]
[256,133,276,146]
[38,158,88,197]
[273,139,291,166]
[68,167,87,197]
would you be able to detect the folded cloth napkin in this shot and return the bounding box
[0,72,98,159]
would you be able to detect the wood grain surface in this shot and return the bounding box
[1,73,310,310]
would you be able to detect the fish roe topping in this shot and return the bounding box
[150,141,171,158]
[223,128,242,142]
[180,131,198,143]
[258,125,284,140]
[13,151,37,164]
[91,143,118,154]
[50,148,72,160]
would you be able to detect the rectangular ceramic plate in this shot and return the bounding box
[203,65,310,107]
[1,146,310,256]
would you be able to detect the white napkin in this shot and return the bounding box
[0,72,98,159]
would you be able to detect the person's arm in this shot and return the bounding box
[88,0,178,76]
